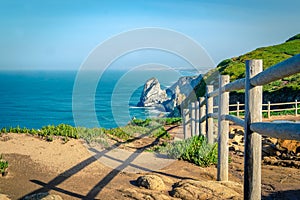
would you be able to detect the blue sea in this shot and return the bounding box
[0,69,197,129]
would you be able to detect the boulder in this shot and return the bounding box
[0,194,10,200]
[121,188,173,200]
[137,78,168,107]
[136,175,165,190]
[278,139,300,154]
[170,179,242,200]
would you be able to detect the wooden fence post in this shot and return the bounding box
[244,60,263,200]
[296,100,298,117]
[267,101,271,119]
[199,97,206,136]
[217,75,230,181]
[206,85,214,144]
[190,102,196,137]
[237,101,240,117]
[195,101,200,135]
[183,109,190,139]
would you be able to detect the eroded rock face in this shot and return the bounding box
[167,75,202,97]
[0,194,10,200]
[229,128,300,168]
[163,86,186,112]
[278,139,300,154]
[137,74,203,113]
[170,180,243,200]
[137,78,168,107]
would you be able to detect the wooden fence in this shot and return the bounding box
[182,54,300,200]
[230,100,299,118]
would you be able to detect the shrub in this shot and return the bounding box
[104,127,132,141]
[159,135,218,167]
[0,154,8,174]
[150,127,170,139]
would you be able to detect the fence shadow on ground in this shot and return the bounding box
[20,129,191,199]
[262,189,300,200]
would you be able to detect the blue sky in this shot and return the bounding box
[0,0,299,70]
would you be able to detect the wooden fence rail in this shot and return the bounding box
[182,54,300,200]
[229,99,299,118]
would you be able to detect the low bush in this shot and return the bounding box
[0,154,8,174]
[158,135,218,167]
[150,127,170,139]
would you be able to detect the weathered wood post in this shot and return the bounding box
[199,97,206,136]
[190,102,196,137]
[195,101,200,135]
[217,75,230,181]
[244,60,263,200]
[182,109,190,139]
[267,101,271,119]
[296,100,298,116]
[206,85,214,144]
[237,101,240,117]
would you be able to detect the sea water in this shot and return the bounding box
[0,69,197,129]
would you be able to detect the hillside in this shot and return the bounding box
[195,33,300,103]
[168,34,300,116]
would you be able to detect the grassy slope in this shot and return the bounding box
[169,34,300,116]
[195,33,300,100]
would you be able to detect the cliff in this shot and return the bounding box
[175,33,300,116]
[138,33,300,116]
[137,75,203,112]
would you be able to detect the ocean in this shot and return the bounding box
[0,69,197,129]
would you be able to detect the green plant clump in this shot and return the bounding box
[1,124,79,141]
[131,117,182,127]
[0,154,8,174]
[150,127,170,139]
[159,135,218,167]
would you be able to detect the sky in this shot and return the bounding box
[0,0,299,70]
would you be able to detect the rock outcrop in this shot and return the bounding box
[229,128,300,168]
[137,78,168,107]
[136,175,165,190]
[163,86,186,112]
[137,74,203,113]
[167,74,202,97]
[0,194,10,200]
[171,180,243,200]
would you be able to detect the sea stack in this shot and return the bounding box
[137,77,168,107]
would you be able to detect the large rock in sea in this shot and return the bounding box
[163,74,203,113]
[137,77,168,107]
[167,74,202,97]
[163,85,186,112]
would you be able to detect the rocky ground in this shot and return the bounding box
[0,115,299,200]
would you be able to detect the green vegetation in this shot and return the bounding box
[1,124,79,140]
[0,117,180,143]
[132,117,182,126]
[0,118,221,167]
[0,154,8,174]
[216,34,300,93]
[158,135,218,167]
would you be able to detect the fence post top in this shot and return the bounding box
[245,59,263,63]
[220,74,230,78]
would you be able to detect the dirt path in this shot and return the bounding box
[0,115,299,199]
